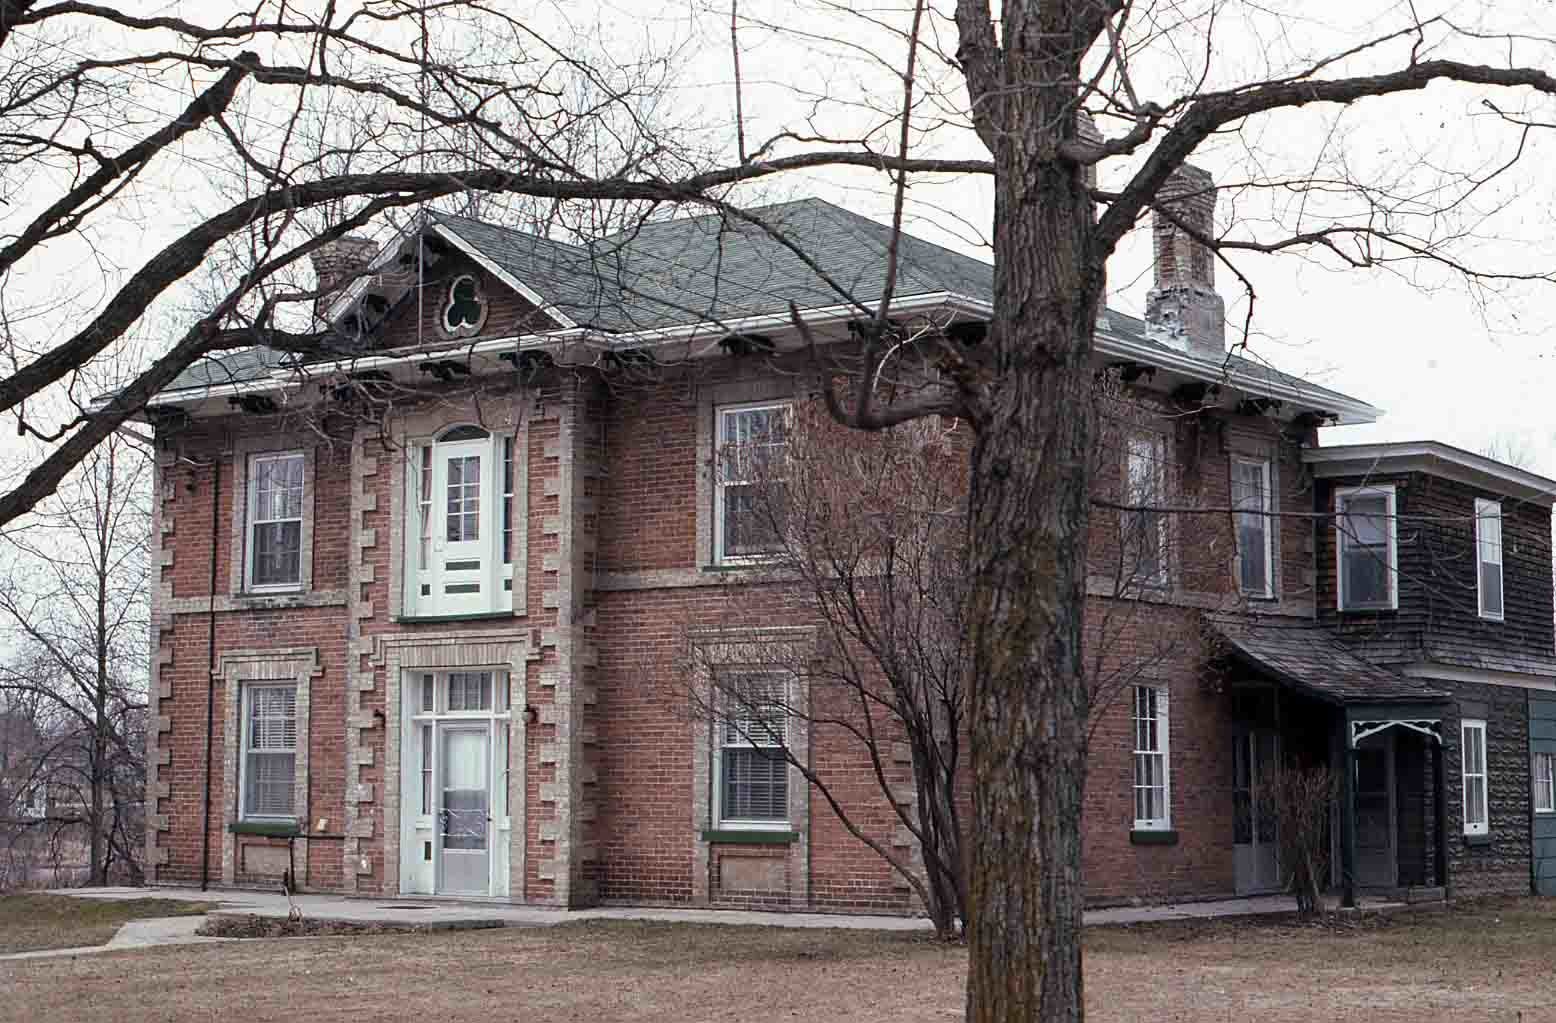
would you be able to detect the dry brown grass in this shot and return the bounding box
[0,894,212,954]
[2,898,1555,1021]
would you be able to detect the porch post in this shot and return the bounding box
[1433,736,1449,895]
[1340,717,1358,909]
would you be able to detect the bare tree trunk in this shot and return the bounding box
[963,142,1102,1019]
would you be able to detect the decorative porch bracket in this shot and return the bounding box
[1350,718,1443,748]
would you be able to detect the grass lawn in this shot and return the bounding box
[0,894,213,954]
[2,897,1555,1021]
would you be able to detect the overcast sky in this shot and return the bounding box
[4,0,1556,480]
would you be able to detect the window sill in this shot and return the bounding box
[1129,828,1179,846]
[702,560,782,573]
[395,610,515,624]
[1464,833,1492,848]
[229,820,300,837]
[701,829,800,845]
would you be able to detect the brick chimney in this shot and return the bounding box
[308,235,379,324]
[1144,164,1225,359]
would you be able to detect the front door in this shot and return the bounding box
[437,723,491,896]
[1354,732,1397,889]
[1234,729,1281,893]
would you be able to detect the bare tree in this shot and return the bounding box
[0,427,149,886]
[9,3,1556,1019]
[1263,765,1337,919]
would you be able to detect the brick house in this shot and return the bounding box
[142,172,1556,910]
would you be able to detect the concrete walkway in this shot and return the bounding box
[1,914,224,963]
[2,885,1408,963]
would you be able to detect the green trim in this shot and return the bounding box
[700,829,800,845]
[1129,828,1179,846]
[1465,833,1493,848]
[228,820,300,837]
[394,611,515,624]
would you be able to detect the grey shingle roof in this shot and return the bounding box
[162,346,284,394]
[1208,615,1449,706]
[155,198,1357,409]
[439,199,994,332]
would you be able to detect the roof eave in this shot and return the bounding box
[1304,442,1556,506]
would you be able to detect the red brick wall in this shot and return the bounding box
[154,359,1327,910]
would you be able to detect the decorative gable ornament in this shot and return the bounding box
[440,273,488,338]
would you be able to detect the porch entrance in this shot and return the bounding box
[1353,731,1396,889]
[1233,729,1281,894]
[399,670,512,898]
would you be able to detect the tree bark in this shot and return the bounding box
[962,96,1103,1022]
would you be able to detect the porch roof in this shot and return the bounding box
[1207,615,1450,707]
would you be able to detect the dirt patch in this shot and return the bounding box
[196,913,504,939]
[0,893,214,954]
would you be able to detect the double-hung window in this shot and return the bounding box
[1461,718,1489,836]
[717,673,790,827]
[241,684,298,820]
[1475,499,1504,621]
[1132,685,1170,830]
[405,426,516,617]
[1123,434,1168,586]
[1232,457,1273,598]
[1534,752,1555,815]
[715,402,791,563]
[246,452,305,590]
[1336,486,1397,611]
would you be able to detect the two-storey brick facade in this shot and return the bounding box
[144,178,1556,912]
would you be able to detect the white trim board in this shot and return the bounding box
[1401,662,1556,691]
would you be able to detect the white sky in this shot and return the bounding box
[4,0,1556,479]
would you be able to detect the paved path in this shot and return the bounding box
[0,915,224,963]
[2,885,1405,963]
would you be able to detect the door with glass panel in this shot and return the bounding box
[1233,729,1281,894]
[417,427,492,615]
[401,670,511,898]
[436,723,491,895]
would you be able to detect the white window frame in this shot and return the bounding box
[19,784,45,819]
[239,683,298,822]
[1232,456,1274,599]
[714,672,792,830]
[1131,684,1171,831]
[403,426,515,618]
[1461,718,1489,836]
[1475,498,1504,622]
[713,401,792,565]
[1534,751,1555,815]
[1123,433,1170,587]
[244,451,306,593]
[1335,485,1398,612]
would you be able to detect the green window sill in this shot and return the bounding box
[1130,828,1179,846]
[229,820,301,837]
[394,610,514,624]
[701,829,800,845]
[1464,833,1492,848]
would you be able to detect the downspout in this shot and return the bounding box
[200,454,221,890]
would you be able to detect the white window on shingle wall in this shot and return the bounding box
[1232,457,1273,598]
[404,426,515,617]
[1123,434,1169,586]
[1462,718,1489,836]
[1336,486,1397,611]
[1132,685,1170,830]
[246,452,305,590]
[1475,498,1504,621]
[241,684,297,820]
[717,673,790,827]
[1534,752,1555,815]
[714,402,791,563]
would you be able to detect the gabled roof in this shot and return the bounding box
[155,198,1378,424]
[1208,615,1449,706]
